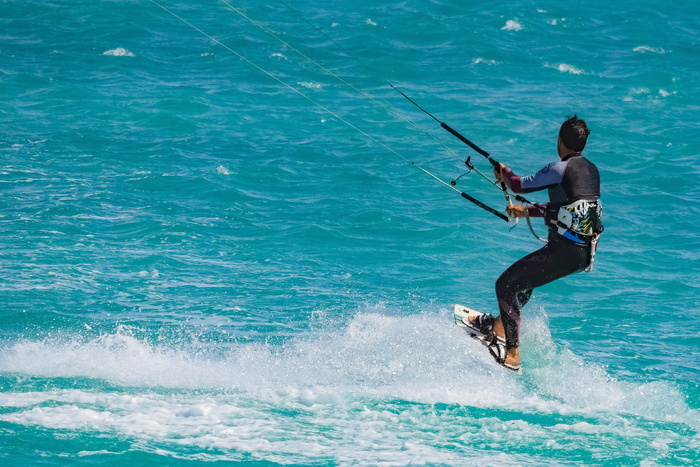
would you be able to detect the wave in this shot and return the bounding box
[633,45,669,54]
[0,310,697,464]
[0,311,695,417]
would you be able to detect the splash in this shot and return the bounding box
[0,311,697,465]
[0,312,694,417]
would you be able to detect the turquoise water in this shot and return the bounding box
[1,0,699,465]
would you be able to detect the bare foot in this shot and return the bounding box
[470,315,521,368]
[495,317,520,367]
[505,347,520,368]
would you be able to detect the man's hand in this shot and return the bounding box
[506,204,528,218]
[493,163,505,183]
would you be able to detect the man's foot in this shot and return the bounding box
[470,316,521,373]
[463,313,496,339]
[503,348,521,372]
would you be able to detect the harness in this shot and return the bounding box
[551,199,604,272]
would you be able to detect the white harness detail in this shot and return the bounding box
[556,199,603,237]
[554,199,603,272]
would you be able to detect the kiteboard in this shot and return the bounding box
[454,304,492,340]
[453,304,521,373]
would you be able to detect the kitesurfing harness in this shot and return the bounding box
[501,153,604,270]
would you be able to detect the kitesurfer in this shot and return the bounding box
[468,115,603,372]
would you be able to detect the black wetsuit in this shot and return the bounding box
[499,154,601,350]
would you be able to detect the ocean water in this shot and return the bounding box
[1,0,699,465]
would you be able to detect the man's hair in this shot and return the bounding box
[559,115,590,152]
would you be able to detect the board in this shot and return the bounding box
[453,304,521,373]
[453,304,489,339]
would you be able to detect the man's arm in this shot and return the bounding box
[495,162,563,218]
[501,161,567,193]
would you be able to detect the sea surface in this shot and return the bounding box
[1,0,699,465]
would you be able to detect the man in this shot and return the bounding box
[466,115,603,372]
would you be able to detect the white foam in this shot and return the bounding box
[502,20,523,31]
[103,47,135,57]
[77,450,120,457]
[624,87,676,101]
[549,63,585,75]
[0,386,568,464]
[633,45,669,54]
[472,58,500,65]
[216,165,232,175]
[0,311,697,463]
[0,328,227,388]
[298,81,323,89]
[1,313,694,417]
[631,87,652,95]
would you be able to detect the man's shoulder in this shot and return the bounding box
[568,155,599,172]
[539,159,568,175]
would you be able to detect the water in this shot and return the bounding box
[1,0,699,465]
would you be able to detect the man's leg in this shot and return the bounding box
[494,242,588,366]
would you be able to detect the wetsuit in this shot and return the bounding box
[498,153,602,350]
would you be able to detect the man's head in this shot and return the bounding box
[558,115,590,154]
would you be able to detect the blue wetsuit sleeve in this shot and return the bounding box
[518,160,568,192]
